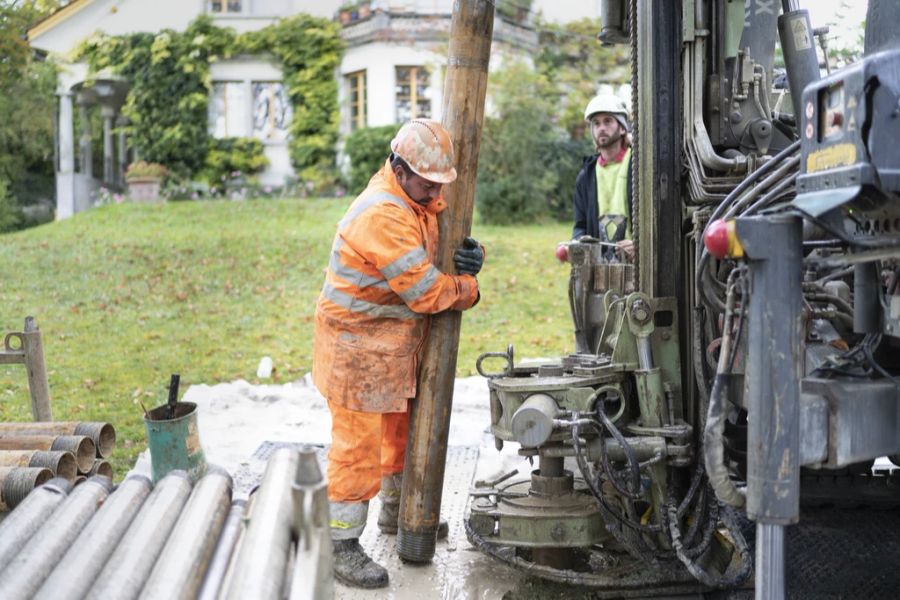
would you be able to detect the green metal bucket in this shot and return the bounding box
[144,401,208,483]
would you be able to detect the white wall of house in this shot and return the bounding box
[341,42,445,130]
[29,0,202,55]
[209,59,291,186]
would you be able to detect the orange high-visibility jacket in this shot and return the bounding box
[312,159,480,413]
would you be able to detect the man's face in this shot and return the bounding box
[590,113,626,150]
[395,167,443,206]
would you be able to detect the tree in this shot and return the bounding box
[534,17,630,139]
[825,1,865,69]
[0,0,61,231]
[477,60,589,224]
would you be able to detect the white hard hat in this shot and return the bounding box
[584,94,629,130]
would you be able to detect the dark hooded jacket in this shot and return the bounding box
[572,152,634,240]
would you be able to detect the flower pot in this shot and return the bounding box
[339,10,351,24]
[127,177,163,203]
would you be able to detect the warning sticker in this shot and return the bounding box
[791,17,812,51]
[807,143,857,173]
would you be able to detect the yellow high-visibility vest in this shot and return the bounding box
[595,147,632,241]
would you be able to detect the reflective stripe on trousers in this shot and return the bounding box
[329,500,368,540]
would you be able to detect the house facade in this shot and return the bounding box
[28,0,596,219]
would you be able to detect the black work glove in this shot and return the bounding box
[453,236,484,276]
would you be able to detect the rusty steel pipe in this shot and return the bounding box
[0,466,53,511]
[0,476,112,600]
[197,499,247,600]
[85,470,193,600]
[87,459,112,479]
[34,475,153,600]
[0,422,115,458]
[0,450,77,481]
[0,478,71,566]
[220,447,298,600]
[0,435,96,473]
[140,468,233,600]
[397,0,493,562]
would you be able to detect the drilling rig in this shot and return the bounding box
[467,1,900,597]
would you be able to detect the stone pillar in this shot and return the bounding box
[56,92,75,220]
[102,106,115,185]
[117,116,128,188]
[78,101,93,178]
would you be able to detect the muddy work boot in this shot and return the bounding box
[332,539,389,589]
[377,473,449,539]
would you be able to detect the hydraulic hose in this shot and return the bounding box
[702,272,747,508]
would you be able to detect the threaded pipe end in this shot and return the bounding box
[396,527,436,563]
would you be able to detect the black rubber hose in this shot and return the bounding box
[572,424,660,560]
[595,398,643,500]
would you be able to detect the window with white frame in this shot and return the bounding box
[395,66,431,122]
[346,71,367,131]
[252,82,292,141]
[209,82,248,138]
[210,1,242,13]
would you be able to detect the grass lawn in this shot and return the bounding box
[0,198,574,475]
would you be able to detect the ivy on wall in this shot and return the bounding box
[240,15,343,187]
[77,15,343,184]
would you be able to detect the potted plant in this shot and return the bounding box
[358,1,371,19]
[338,2,353,24]
[125,161,168,203]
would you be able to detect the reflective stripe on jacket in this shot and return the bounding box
[312,159,480,413]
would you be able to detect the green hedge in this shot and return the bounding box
[343,125,396,195]
[203,137,269,190]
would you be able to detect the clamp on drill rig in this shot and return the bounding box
[469,243,750,593]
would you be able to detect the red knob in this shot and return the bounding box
[555,244,569,263]
[704,219,730,259]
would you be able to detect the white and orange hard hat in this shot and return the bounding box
[390,119,457,184]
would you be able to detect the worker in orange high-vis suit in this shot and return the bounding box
[312,119,484,589]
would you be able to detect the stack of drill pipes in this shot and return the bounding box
[197,499,249,600]
[0,450,77,482]
[0,422,116,458]
[0,476,112,600]
[139,467,233,600]
[220,447,300,600]
[86,459,113,479]
[84,470,193,600]
[0,435,96,474]
[0,478,72,565]
[0,466,53,510]
[32,475,153,600]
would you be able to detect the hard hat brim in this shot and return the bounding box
[415,167,457,185]
[585,112,630,132]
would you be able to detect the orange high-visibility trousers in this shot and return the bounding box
[326,399,409,502]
